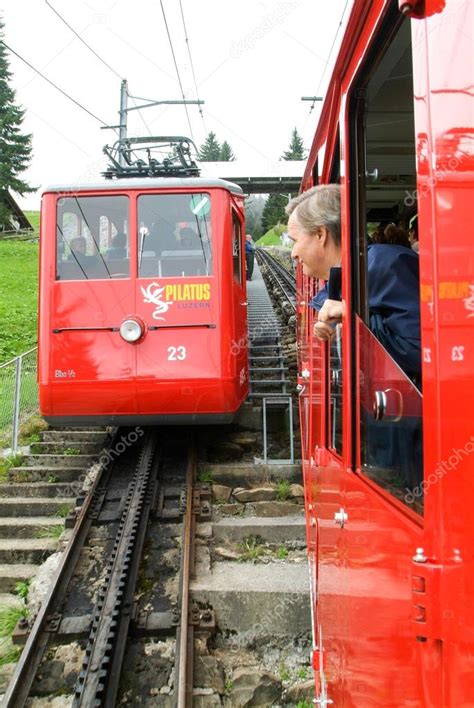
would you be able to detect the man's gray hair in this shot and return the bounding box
[286,184,341,246]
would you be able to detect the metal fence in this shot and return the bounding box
[0,347,38,454]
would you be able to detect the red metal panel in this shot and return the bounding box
[38,186,248,421]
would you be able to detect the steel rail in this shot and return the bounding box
[73,432,158,707]
[3,429,121,708]
[256,248,296,312]
[175,444,197,708]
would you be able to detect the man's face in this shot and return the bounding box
[288,212,329,280]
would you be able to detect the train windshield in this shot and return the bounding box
[56,195,129,280]
[137,193,212,278]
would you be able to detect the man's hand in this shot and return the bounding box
[313,299,344,341]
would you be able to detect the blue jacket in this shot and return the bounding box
[310,244,421,377]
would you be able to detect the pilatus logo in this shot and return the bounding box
[141,282,174,321]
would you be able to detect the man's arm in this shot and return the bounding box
[313,298,344,341]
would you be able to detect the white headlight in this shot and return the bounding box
[120,318,143,343]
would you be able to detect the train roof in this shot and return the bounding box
[43,177,243,196]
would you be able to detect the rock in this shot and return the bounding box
[214,546,241,561]
[233,487,276,503]
[219,504,242,516]
[196,523,213,539]
[229,434,258,451]
[51,643,83,688]
[209,443,244,462]
[194,637,210,656]
[212,485,232,503]
[231,667,282,706]
[252,501,301,518]
[28,552,62,618]
[288,484,305,499]
[194,655,225,693]
[285,679,315,703]
[192,694,222,707]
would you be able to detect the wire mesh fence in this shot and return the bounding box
[0,347,38,453]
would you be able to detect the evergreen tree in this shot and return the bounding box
[219,140,236,161]
[261,193,289,234]
[0,19,34,226]
[198,131,221,161]
[260,129,306,233]
[281,127,305,160]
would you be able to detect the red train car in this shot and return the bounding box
[38,177,249,425]
[297,0,474,705]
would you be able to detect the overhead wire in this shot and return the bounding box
[308,0,350,113]
[44,0,153,137]
[0,39,112,129]
[159,0,195,141]
[44,0,122,80]
[178,0,207,132]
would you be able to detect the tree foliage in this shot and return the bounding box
[281,127,305,160]
[260,129,306,232]
[261,193,289,233]
[219,140,235,161]
[0,19,34,226]
[198,132,236,161]
[244,195,265,239]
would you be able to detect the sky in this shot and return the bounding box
[1,0,350,210]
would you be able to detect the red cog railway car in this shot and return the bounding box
[38,175,249,424]
[297,0,473,705]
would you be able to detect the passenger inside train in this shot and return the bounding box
[287,184,423,497]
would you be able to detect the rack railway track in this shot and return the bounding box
[3,429,205,707]
[255,248,296,313]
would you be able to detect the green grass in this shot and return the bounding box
[24,211,40,232]
[0,645,22,666]
[276,479,291,501]
[19,415,48,445]
[35,524,64,539]
[54,504,72,518]
[14,581,29,601]
[238,535,266,562]
[197,469,214,483]
[224,678,233,693]
[296,667,309,680]
[256,224,287,246]
[64,447,80,456]
[276,546,289,560]
[296,702,313,708]
[0,606,27,637]
[0,239,39,362]
[0,454,24,482]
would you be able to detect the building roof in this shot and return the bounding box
[0,190,33,230]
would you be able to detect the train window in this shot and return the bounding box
[56,196,129,280]
[349,13,423,513]
[137,193,212,278]
[232,211,242,284]
[327,133,342,456]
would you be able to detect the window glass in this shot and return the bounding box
[350,16,423,511]
[137,193,212,278]
[358,318,423,514]
[56,196,129,280]
[232,211,242,283]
